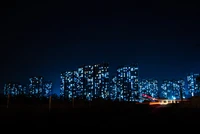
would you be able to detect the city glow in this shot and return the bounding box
[3,63,200,101]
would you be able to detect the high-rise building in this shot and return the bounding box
[18,84,27,95]
[109,76,120,100]
[160,80,168,99]
[161,80,184,100]
[4,82,26,96]
[78,65,94,100]
[187,73,200,97]
[78,63,109,100]
[139,79,158,99]
[177,79,186,99]
[171,80,180,99]
[93,63,109,99]
[60,72,66,99]
[43,81,52,98]
[161,80,176,99]
[116,64,139,101]
[29,76,43,97]
[60,71,80,99]
[139,79,149,96]
[60,62,109,100]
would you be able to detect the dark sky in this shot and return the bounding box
[1,0,200,94]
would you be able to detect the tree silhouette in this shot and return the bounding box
[196,76,200,83]
[197,76,200,95]
[51,93,59,100]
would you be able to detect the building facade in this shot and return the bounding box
[177,79,186,99]
[161,79,185,100]
[109,76,120,100]
[43,81,53,98]
[4,82,26,96]
[116,64,139,101]
[139,79,158,99]
[187,73,200,97]
[161,80,172,99]
[60,71,80,99]
[60,63,109,100]
[28,76,43,97]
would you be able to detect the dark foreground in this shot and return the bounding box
[1,103,200,129]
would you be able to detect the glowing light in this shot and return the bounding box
[29,76,43,97]
[187,73,199,97]
[60,63,109,100]
[161,79,186,100]
[111,64,139,101]
[139,79,159,101]
[4,83,26,96]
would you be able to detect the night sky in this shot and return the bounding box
[1,1,200,94]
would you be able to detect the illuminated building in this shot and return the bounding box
[116,64,139,101]
[60,63,109,100]
[177,79,186,99]
[29,76,43,97]
[187,73,200,97]
[171,80,181,99]
[78,63,109,100]
[109,76,120,100]
[161,80,172,99]
[148,79,159,98]
[161,80,185,100]
[139,79,158,99]
[139,80,149,96]
[78,65,94,100]
[60,71,80,99]
[93,63,109,99]
[43,81,52,98]
[17,84,27,95]
[4,82,26,96]
[60,73,65,98]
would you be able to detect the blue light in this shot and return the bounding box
[4,83,26,96]
[60,63,109,100]
[187,73,200,97]
[110,64,139,101]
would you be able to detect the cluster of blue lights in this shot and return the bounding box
[4,83,26,96]
[110,65,139,101]
[160,79,185,100]
[3,63,200,101]
[29,77,43,97]
[4,76,52,98]
[139,79,159,99]
[187,73,200,97]
[60,63,200,101]
[60,63,109,100]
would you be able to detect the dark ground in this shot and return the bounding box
[0,102,199,129]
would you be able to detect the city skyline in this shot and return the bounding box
[1,1,200,95]
[1,61,200,95]
[1,0,200,126]
[3,62,200,101]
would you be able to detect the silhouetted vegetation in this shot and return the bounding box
[0,94,147,111]
[1,94,200,127]
[197,76,200,82]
